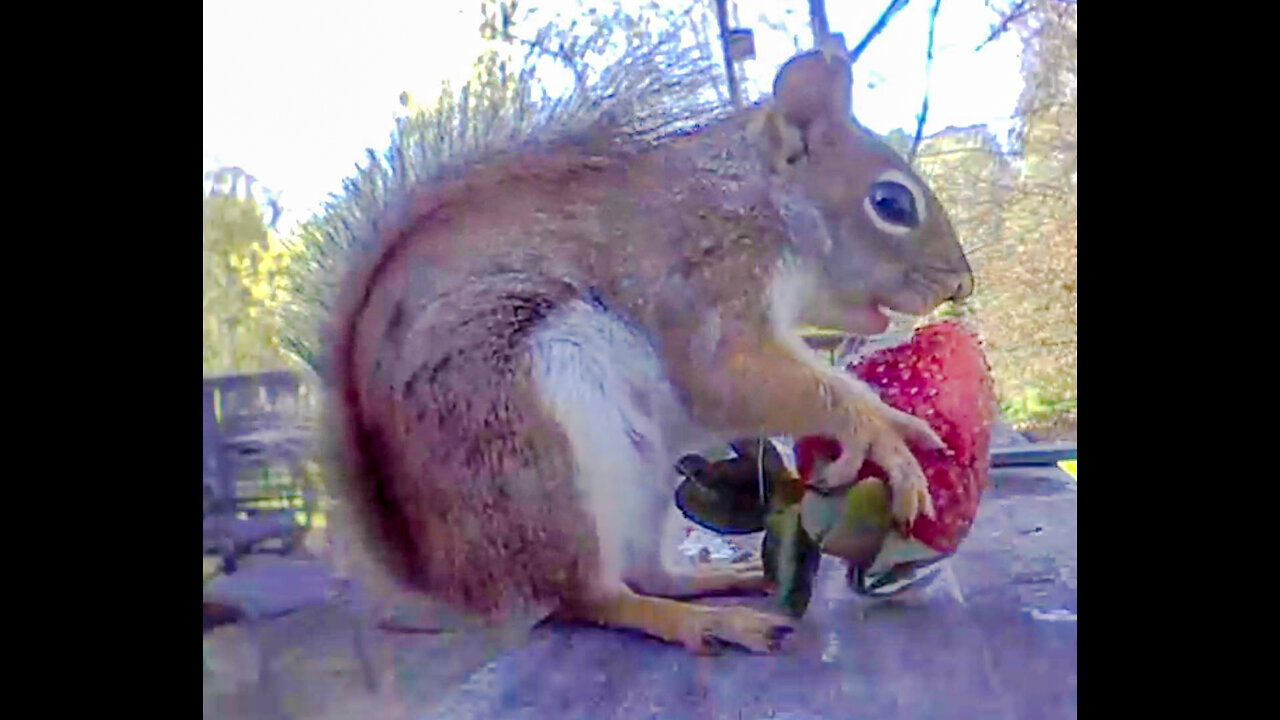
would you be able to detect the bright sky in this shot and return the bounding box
[203,0,1024,232]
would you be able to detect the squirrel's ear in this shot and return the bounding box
[749,107,806,174]
[771,36,853,132]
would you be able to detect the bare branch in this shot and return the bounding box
[909,0,943,164]
[809,0,830,46]
[849,0,912,65]
[976,0,1029,51]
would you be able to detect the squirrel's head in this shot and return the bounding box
[750,39,974,335]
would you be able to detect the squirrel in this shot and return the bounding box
[327,40,973,654]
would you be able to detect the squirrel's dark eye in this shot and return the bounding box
[869,181,919,228]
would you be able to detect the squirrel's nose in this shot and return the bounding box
[951,271,974,302]
[949,252,974,302]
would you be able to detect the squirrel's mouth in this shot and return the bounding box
[845,290,930,335]
[841,288,941,336]
[881,287,936,317]
[842,305,891,335]
[826,284,941,337]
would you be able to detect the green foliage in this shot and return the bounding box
[1001,382,1076,426]
[203,189,299,375]
[906,0,1076,436]
[762,503,822,618]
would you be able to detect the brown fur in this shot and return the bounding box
[334,256,601,613]
[328,45,973,642]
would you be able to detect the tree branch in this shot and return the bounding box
[909,0,943,164]
[809,0,830,46]
[976,0,1029,51]
[849,0,912,65]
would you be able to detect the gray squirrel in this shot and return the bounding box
[327,39,973,654]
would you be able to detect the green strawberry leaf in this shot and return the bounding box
[763,504,823,618]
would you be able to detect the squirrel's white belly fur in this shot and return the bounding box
[530,298,719,591]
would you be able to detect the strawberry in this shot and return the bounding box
[799,320,996,555]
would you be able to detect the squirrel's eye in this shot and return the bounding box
[868,181,919,228]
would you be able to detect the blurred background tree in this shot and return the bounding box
[203,167,300,375]
[912,0,1076,437]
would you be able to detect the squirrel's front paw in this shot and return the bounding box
[814,401,940,525]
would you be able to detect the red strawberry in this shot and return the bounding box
[797,321,996,555]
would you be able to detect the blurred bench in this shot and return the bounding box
[204,370,318,573]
